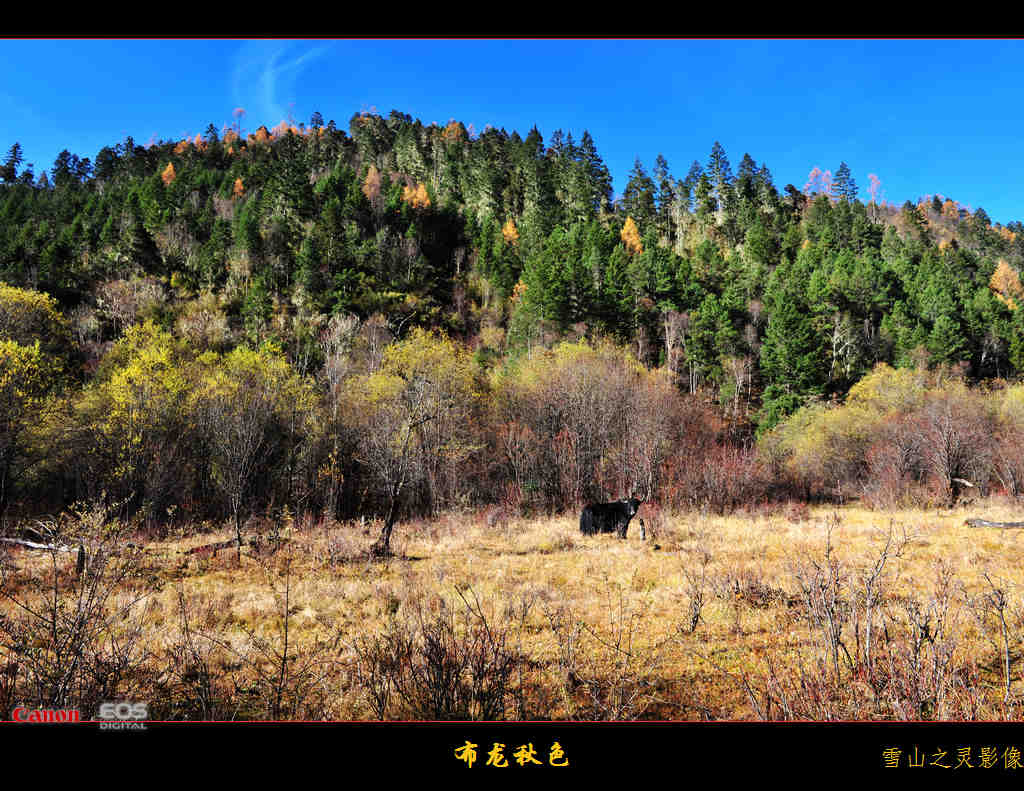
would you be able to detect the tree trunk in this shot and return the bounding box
[371,485,401,558]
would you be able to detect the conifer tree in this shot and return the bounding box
[834,161,858,203]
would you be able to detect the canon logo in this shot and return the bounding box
[12,707,81,723]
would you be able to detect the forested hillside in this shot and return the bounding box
[3,109,1024,539]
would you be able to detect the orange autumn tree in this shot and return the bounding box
[621,216,643,255]
[362,165,382,206]
[991,260,1024,311]
[232,178,245,199]
[402,182,431,209]
[441,120,466,144]
[161,162,176,186]
[502,218,519,245]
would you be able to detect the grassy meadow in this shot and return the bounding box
[4,498,1024,721]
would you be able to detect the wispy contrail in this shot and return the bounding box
[231,41,332,128]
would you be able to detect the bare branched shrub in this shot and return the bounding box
[683,445,769,515]
[161,550,334,720]
[350,586,525,720]
[862,415,927,508]
[96,277,167,336]
[880,564,967,720]
[788,515,853,681]
[968,571,1023,710]
[544,585,670,720]
[175,293,231,352]
[681,548,712,634]
[850,522,913,683]
[914,389,996,506]
[734,535,987,721]
[0,500,157,718]
[154,590,244,720]
[993,429,1024,497]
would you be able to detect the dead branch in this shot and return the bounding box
[965,519,1024,529]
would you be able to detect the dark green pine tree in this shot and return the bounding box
[601,243,633,336]
[1008,308,1024,374]
[735,153,758,204]
[833,162,858,203]
[578,130,613,214]
[653,153,675,236]
[694,172,716,227]
[1,143,23,183]
[680,160,703,213]
[758,288,827,431]
[706,142,735,218]
[622,158,657,228]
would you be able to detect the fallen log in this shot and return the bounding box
[182,537,246,556]
[0,537,78,553]
[1,538,88,576]
[965,519,1024,529]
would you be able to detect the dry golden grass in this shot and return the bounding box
[5,499,1024,720]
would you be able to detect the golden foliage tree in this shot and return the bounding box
[0,339,59,515]
[192,342,316,555]
[161,162,176,186]
[232,178,245,200]
[502,218,519,245]
[621,216,643,256]
[72,322,190,518]
[441,120,466,143]
[0,282,73,371]
[343,328,479,556]
[402,182,431,209]
[991,260,1023,311]
[362,165,382,207]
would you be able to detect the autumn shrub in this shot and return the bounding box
[765,364,1002,508]
[911,386,997,505]
[670,444,769,514]
[95,276,168,337]
[175,292,231,352]
[544,587,670,720]
[738,534,988,721]
[0,282,74,367]
[862,413,929,509]
[69,322,196,524]
[350,588,526,720]
[492,339,715,513]
[993,385,1024,497]
[0,500,157,718]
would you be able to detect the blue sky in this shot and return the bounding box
[2,38,1023,224]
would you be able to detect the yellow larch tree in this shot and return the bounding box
[502,218,519,245]
[991,260,1023,311]
[402,182,431,209]
[621,216,643,256]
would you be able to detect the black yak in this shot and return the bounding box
[580,497,643,539]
